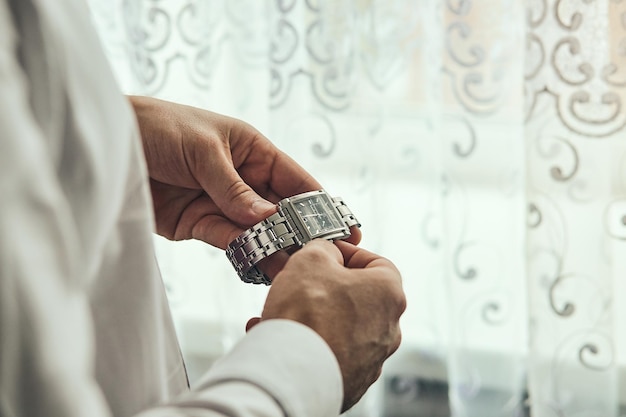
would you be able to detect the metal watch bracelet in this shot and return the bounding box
[226,193,359,285]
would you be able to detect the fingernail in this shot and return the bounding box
[252,199,275,216]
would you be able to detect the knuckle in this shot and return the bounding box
[387,333,402,358]
[374,279,406,317]
[394,288,407,316]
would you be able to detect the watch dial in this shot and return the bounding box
[293,194,343,238]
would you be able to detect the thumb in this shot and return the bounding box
[199,158,276,225]
[223,180,276,224]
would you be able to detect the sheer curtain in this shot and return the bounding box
[88,1,626,416]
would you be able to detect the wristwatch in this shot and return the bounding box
[226,189,360,285]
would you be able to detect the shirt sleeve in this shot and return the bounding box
[138,320,343,417]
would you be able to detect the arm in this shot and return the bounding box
[129,96,404,412]
[133,241,403,416]
[252,240,406,412]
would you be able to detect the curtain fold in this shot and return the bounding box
[89,1,626,416]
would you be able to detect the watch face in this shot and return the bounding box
[292,193,344,238]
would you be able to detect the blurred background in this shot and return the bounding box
[88,1,626,416]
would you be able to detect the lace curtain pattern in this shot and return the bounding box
[89,1,626,416]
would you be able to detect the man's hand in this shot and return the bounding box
[129,96,361,257]
[248,240,406,412]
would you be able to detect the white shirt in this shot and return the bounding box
[0,1,342,416]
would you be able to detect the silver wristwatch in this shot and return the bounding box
[226,189,360,285]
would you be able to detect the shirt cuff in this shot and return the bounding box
[195,319,343,417]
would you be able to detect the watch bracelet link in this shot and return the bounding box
[226,211,300,285]
[333,196,360,228]
[226,196,358,285]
